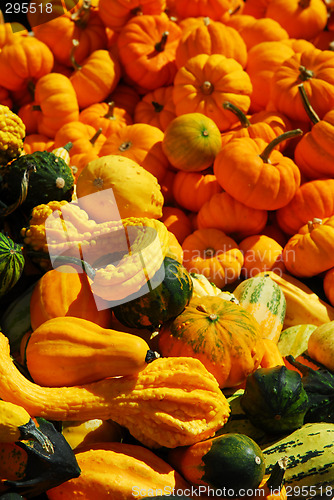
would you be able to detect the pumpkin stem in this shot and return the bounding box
[155,31,169,52]
[297,83,320,125]
[90,128,103,146]
[32,104,42,112]
[223,101,251,128]
[201,81,214,95]
[259,129,303,163]
[103,101,116,120]
[203,17,211,26]
[70,39,82,71]
[307,217,322,232]
[0,164,36,217]
[266,457,288,490]
[298,65,314,81]
[152,101,164,113]
[204,247,215,257]
[298,0,311,7]
[63,142,73,153]
[71,0,92,28]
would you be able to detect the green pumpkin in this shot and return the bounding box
[241,365,309,434]
[0,151,74,213]
[168,432,266,495]
[0,232,25,297]
[112,257,193,329]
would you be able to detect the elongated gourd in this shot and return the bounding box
[25,316,158,387]
[47,442,190,499]
[257,271,334,328]
[0,331,230,449]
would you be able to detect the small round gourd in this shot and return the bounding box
[241,365,309,434]
[112,257,193,329]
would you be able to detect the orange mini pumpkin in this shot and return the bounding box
[116,13,182,92]
[98,123,168,183]
[182,227,244,287]
[34,73,80,139]
[160,206,193,244]
[133,86,177,132]
[213,131,302,211]
[173,53,252,132]
[283,216,334,278]
[69,44,121,109]
[197,191,268,242]
[269,48,334,122]
[79,101,133,139]
[276,178,334,236]
[172,170,222,213]
[98,0,166,32]
[239,234,286,279]
[175,16,247,70]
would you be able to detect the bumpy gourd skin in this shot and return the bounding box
[0,331,230,449]
[0,105,25,165]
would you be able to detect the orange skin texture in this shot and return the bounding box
[30,265,112,331]
[182,228,244,287]
[80,102,133,138]
[98,0,166,32]
[34,73,80,139]
[276,178,334,236]
[98,123,168,183]
[197,191,268,242]
[175,17,247,70]
[134,85,177,132]
[239,234,286,279]
[70,49,121,109]
[172,170,222,213]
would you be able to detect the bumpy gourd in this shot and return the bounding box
[21,200,170,301]
[0,105,25,165]
[0,331,230,449]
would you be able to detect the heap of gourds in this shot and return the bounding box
[1,0,334,498]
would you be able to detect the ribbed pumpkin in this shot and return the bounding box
[233,274,286,343]
[182,228,244,287]
[158,296,265,388]
[213,131,302,211]
[172,53,252,132]
[98,123,168,183]
[197,191,268,242]
[172,170,222,213]
[175,16,247,70]
[0,233,25,297]
[276,178,334,235]
[239,234,286,279]
[283,216,334,278]
[133,85,176,132]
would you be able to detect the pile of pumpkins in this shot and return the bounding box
[1,0,334,498]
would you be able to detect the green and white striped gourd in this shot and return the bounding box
[0,232,25,297]
[233,274,286,343]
